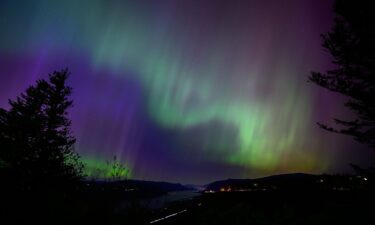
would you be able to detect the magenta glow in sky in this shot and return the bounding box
[0,0,374,184]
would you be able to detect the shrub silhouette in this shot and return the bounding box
[107,155,130,181]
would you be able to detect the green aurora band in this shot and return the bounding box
[2,0,359,182]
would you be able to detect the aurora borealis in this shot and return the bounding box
[1,0,374,184]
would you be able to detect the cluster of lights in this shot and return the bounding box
[220,187,232,192]
[204,176,370,194]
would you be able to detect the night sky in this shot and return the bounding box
[1,0,374,184]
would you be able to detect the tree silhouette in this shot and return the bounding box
[310,0,375,147]
[0,69,83,191]
[107,155,130,181]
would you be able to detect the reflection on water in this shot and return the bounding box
[120,190,201,210]
[142,190,201,209]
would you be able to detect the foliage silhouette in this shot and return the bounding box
[310,0,375,147]
[107,155,130,181]
[0,69,84,191]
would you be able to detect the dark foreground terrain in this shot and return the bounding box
[1,174,374,225]
[151,190,375,225]
[153,174,375,225]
